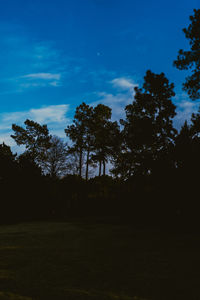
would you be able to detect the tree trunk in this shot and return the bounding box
[85,148,90,181]
[99,160,102,176]
[103,160,106,176]
[79,148,83,177]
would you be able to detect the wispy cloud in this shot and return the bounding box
[90,77,138,120]
[22,73,61,80]
[91,92,134,121]
[30,105,69,124]
[18,72,62,89]
[2,104,70,128]
[111,77,137,91]
[0,23,67,93]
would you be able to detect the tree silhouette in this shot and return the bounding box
[114,70,176,178]
[43,135,69,178]
[92,104,119,176]
[17,152,42,178]
[65,102,94,179]
[175,110,200,172]
[0,142,17,181]
[175,121,193,170]
[80,104,95,180]
[11,119,51,172]
[174,9,200,99]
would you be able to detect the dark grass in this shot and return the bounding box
[0,221,199,299]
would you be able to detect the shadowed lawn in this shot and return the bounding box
[0,221,199,299]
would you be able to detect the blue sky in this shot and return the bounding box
[0,0,199,149]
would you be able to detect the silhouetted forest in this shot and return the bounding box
[0,9,200,229]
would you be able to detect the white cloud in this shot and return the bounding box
[30,105,68,124]
[1,104,69,125]
[50,81,60,87]
[0,133,16,147]
[17,72,62,89]
[111,77,137,91]
[90,77,138,121]
[91,92,134,121]
[0,104,71,151]
[22,73,61,80]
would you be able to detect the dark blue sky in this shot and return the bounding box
[0,0,199,147]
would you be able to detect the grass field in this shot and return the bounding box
[0,221,199,300]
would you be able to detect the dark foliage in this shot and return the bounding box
[174,9,200,99]
[112,70,176,179]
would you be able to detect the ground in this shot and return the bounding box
[0,220,199,299]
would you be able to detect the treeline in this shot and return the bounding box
[0,8,199,228]
[0,69,199,227]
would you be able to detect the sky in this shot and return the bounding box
[0,0,199,150]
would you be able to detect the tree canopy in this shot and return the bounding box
[112,70,176,178]
[11,119,52,168]
[174,9,200,99]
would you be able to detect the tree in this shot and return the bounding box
[17,152,42,178]
[65,102,94,180]
[0,142,17,181]
[92,104,120,176]
[175,111,200,173]
[42,136,69,178]
[11,119,51,171]
[174,116,200,221]
[63,151,81,175]
[175,121,193,170]
[190,107,200,136]
[188,108,200,171]
[0,142,16,162]
[174,9,200,99]
[113,70,176,178]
